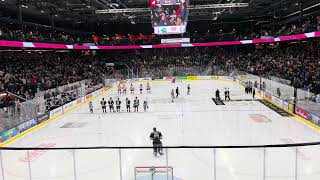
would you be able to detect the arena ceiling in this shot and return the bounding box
[0,0,319,33]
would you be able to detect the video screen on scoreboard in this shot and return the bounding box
[150,0,189,35]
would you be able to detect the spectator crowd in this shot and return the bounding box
[0,52,114,108]
[1,32,320,111]
[1,16,320,45]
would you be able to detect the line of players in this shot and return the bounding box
[118,82,151,95]
[88,83,152,113]
[215,86,256,101]
[98,97,149,113]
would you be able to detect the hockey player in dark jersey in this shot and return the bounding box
[108,98,115,113]
[176,87,179,98]
[125,98,131,112]
[116,98,121,112]
[100,98,107,113]
[133,97,139,112]
[150,127,163,156]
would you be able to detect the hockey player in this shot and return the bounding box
[116,98,121,112]
[108,97,115,113]
[150,127,163,156]
[215,89,220,100]
[146,82,151,94]
[89,101,93,113]
[187,84,191,95]
[117,84,122,94]
[125,98,131,112]
[224,88,230,101]
[253,88,256,99]
[171,89,175,102]
[139,84,143,94]
[133,97,139,112]
[100,98,107,113]
[143,99,149,112]
[130,84,135,94]
[176,87,179,98]
[122,84,127,94]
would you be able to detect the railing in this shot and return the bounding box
[0,144,320,180]
[0,80,103,133]
[0,31,319,50]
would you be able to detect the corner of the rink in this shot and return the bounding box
[0,85,117,147]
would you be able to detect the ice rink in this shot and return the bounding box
[2,80,320,180]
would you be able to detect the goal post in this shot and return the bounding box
[134,166,174,180]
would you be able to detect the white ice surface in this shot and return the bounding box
[2,80,320,180]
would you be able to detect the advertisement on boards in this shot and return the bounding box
[50,107,63,118]
[17,119,37,133]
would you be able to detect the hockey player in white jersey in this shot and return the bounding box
[130,84,135,94]
[143,99,149,112]
[146,82,151,94]
[171,89,175,102]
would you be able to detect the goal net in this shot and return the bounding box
[134,166,174,180]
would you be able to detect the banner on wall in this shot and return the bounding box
[0,128,19,143]
[211,76,219,80]
[164,76,175,81]
[187,76,198,80]
[264,92,272,101]
[308,114,320,126]
[37,112,50,124]
[272,96,283,108]
[85,93,94,101]
[283,101,289,111]
[77,97,84,104]
[295,107,309,119]
[17,119,37,133]
[176,76,187,80]
[63,101,77,112]
[197,76,211,80]
[50,107,63,118]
